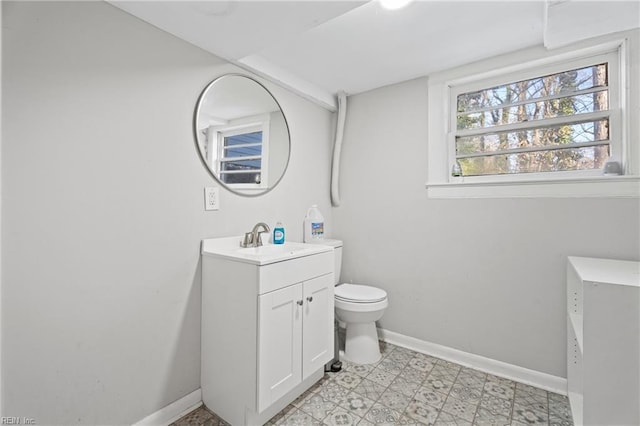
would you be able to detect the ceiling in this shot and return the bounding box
[108,0,639,110]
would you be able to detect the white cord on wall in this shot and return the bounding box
[331,91,347,207]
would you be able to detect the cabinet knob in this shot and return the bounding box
[307,296,313,303]
[297,300,303,306]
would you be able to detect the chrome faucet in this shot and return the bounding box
[240,222,271,247]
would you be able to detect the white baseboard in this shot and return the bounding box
[133,389,202,426]
[378,328,567,395]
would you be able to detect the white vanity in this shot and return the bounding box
[201,237,335,425]
[566,256,639,426]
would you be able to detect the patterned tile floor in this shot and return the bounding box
[172,342,573,426]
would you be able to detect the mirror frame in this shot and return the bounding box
[193,74,291,197]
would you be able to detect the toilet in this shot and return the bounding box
[316,239,388,365]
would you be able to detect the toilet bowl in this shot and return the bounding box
[310,239,389,365]
[335,283,388,364]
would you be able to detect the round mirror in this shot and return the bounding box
[194,74,291,196]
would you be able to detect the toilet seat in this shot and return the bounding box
[335,283,387,303]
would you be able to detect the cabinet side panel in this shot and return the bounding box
[567,259,583,316]
[567,258,584,425]
[566,320,583,426]
[201,257,258,425]
[583,282,640,426]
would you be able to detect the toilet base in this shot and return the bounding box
[342,321,382,365]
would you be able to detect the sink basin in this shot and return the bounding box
[201,236,333,265]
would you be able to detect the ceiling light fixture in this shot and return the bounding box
[379,0,414,10]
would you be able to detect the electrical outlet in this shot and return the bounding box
[204,187,219,211]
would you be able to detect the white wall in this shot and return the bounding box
[1,2,333,424]
[333,76,640,379]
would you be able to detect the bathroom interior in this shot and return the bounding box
[1,1,639,425]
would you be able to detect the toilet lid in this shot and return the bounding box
[335,283,387,303]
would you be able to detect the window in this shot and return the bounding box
[218,125,264,185]
[205,115,270,189]
[450,50,620,180]
[426,33,640,198]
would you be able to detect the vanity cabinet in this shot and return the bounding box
[566,256,639,426]
[258,273,333,412]
[201,240,334,426]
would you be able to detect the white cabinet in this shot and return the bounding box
[566,256,640,426]
[201,244,334,426]
[258,274,334,412]
[302,275,334,377]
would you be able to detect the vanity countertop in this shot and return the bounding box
[201,236,333,266]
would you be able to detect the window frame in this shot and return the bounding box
[206,114,271,190]
[448,49,621,183]
[426,32,640,199]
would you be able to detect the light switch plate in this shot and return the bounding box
[204,187,219,211]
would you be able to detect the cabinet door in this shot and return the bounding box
[258,283,303,413]
[302,273,334,380]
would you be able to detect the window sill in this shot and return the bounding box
[425,175,640,199]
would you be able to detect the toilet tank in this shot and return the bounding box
[308,238,343,285]
[333,246,342,285]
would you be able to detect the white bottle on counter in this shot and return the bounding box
[304,205,324,243]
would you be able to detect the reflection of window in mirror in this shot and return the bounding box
[204,114,270,189]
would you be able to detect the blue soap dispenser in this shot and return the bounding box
[273,222,285,244]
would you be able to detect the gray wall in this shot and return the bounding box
[1,2,333,424]
[333,76,640,379]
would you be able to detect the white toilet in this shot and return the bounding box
[318,239,388,365]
